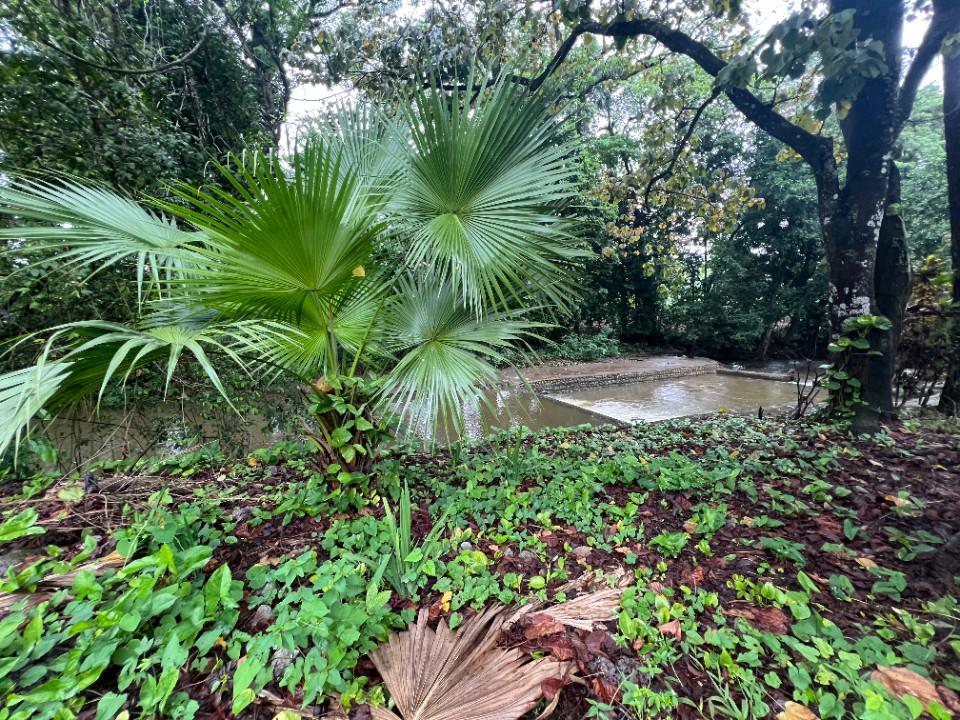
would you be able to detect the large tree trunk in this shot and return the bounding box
[939,35,960,415]
[875,161,912,410]
[821,0,904,429]
[532,0,952,427]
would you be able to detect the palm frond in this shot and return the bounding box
[369,605,570,720]
[0,361,72,458]
[0,313,259,459]
[0,176,202,301]
[395,77,584,312]
[227,273,391,380]
[506,588,626,632]
[162,143,385,326]
[379,277,544,437]
[313,101,409,205]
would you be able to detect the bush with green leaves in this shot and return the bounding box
[0,78,584,463]
[555,327,621,362]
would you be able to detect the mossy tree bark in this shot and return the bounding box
[938,17,960,416]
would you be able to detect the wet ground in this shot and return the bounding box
[45,357,805,464]
[550,373,801,423]
[503,354,718,389]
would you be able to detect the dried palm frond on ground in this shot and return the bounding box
[0,551,125,615]
[535,587,624,631]
[505,586,626,632]
[369,605,570,720]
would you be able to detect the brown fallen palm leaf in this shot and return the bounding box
[369,605,570,720]
[536,587,624,631]
[506,586,625,632]
[0,551,125,616]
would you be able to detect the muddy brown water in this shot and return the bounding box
[44,386,601,467]
[550,374,801,424]
[44,373,804,465]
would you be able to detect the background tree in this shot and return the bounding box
[938,24,960,415]
[522,0,960,427]
[0,1,269,371]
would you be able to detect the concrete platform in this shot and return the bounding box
[502,355,720,393]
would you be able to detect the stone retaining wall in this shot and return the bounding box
[529,362,719,394]
[717,368,796,382]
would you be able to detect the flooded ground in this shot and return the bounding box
[45,386,600,466]
[551,374,801,423]
[43,361,809,466]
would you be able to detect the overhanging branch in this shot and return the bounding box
[897,1,960,135]
[41,24,209,76]
[533,18,836,176]
[642,88,721,208]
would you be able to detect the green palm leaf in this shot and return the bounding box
[380,277,544,437]
[0,176,202,302]
[396,78,584,311]
[0,362,73,458]
[162,143,385,328]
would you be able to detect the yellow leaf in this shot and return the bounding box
[352,265,366,278]
[272,712,302,720]
[440,591,452,612]
[777,701,819,720]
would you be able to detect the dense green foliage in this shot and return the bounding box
[2,1,954,388]
[0,79,583,458]
[1,417,958,718]
[1,3,959,720]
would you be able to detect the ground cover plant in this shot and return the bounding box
[0,415,958,719]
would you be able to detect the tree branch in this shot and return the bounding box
[896,1,960,135]
[40,24,209,76]
[533,18,836,176]
[642,88,720,208]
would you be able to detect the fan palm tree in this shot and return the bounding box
[0,79,584,463]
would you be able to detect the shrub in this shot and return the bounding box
[555,327,622,362]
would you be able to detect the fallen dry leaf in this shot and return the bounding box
[776,701,819,720]
[658,619,682,640]
[534,588,624,631]
[524,614,567,640]
[585,630,608,656]
[540,636,577,662]
[370,606,570,720]
[591,677,620,704]
[870,666,942,709]
[540,676,568,701]
[725,606,790,634]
